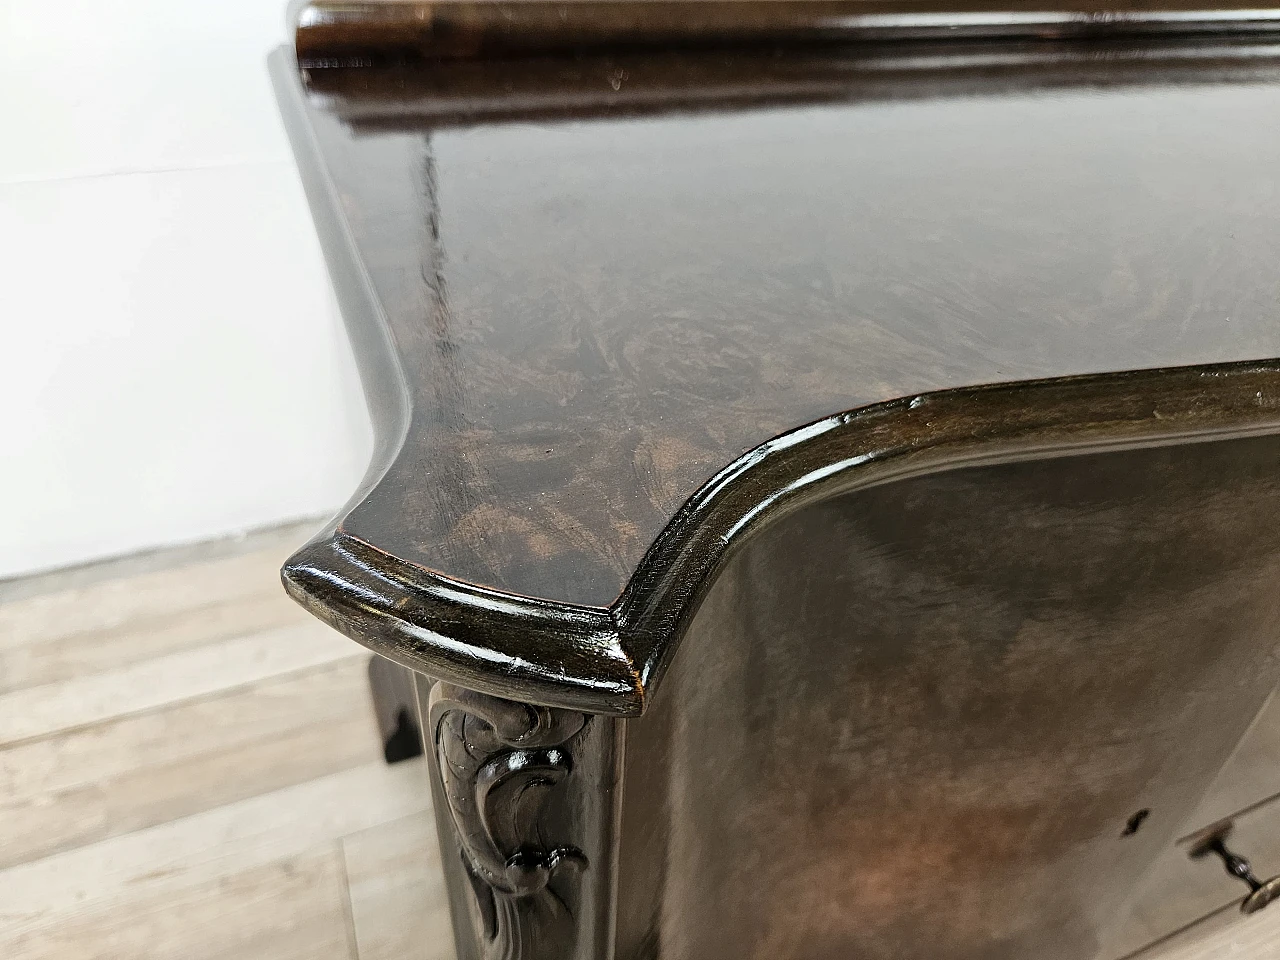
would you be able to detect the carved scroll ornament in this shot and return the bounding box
[428,681,588,960]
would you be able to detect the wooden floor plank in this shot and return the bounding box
[0,620,362,747]
[1132,902,1280,960]
[342,813,457,960]
[0,658,383,869]
[6,845,356,960]
[0,590,309,696]
[0,539,302,651]
[0,760,429,939]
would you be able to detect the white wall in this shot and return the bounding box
[0,0,372,578]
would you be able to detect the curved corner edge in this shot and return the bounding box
[271,46,644,717]
[277,359,1280,719]
[268,46,414,519]
[614,359,1280,704]
[281,531,644,716]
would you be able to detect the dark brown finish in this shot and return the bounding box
[272,13,1280,959]
[366,655,424,762]
[299,39,1280,127]
[427,683,589,959]
[273,32,1280,714]
[292,0,1280,66]
[616,432,1280,960]
[417,675,621,960]
[284,365,1280,717]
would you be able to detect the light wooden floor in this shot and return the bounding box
[1,525,1278,960]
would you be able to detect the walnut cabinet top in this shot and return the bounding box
[273,4,1280,714]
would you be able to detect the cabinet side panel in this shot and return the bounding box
[616,433,1280,960]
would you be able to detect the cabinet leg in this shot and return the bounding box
[366,656,424,764]
[416,674,616,960]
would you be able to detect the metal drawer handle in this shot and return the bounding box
[1191,829,1280,915]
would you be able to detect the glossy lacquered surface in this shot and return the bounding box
[272,17,1280,960]
[273,35,1280,712]
[291,0,1280,65]
[618,432,1280,960]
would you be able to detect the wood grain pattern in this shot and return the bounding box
[274,21,1280,957]
[343,814,457,960]
[0,534,431,960]
[1146,909,1280,960]
[0,761,428,936]
[0,620,361,747]
[6,847,357,960]
[292,45,1280,609]
[0,528,315,694]
[613,432,1280,960]
[0,592,305,696]
[0,659,382,869]
[273,37,1280,713]
[0,538,304,649]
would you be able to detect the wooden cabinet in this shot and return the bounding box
[272,5,1280,957]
